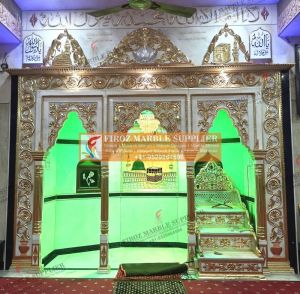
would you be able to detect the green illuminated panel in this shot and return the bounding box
[208,109,257,227]
[42,112,87,258]
[41,111,187,264]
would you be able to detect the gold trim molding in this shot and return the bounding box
[7,64,292,76]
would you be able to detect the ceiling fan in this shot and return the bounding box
[88,0,197,18]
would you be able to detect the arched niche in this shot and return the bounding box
[43,111,87,197]
[197,109,257,227]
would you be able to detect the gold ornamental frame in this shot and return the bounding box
[7,63,293,273]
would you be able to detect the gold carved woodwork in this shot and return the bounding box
[203,24,250,64]
[101,221,109,234]
[195,162,234,191]
[100,27,191,66]
[44,29,89,67]
[197,214,244,226]
[262,73,285,254]
[113,101,181,133]
[32,164,43,235]
[200,261,263,273]
[16,77,35,243]
[214,43,231,64]
[48,102,97,148]
[101,165,109,234]
[197,100,248,145]
[187,163,195,228]
[11,65,289,264]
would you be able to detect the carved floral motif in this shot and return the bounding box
[197,99,249,144]
[113,101,181,133]
[48,103,97,148]
[100,27,191,66]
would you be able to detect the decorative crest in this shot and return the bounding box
[44,29,89,67]
[202,24,250,64]
[100,27,191,66]
[194,161,234,191]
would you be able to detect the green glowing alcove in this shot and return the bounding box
[43,111,87,196]
[41,110,186,266]
[207,109,257,228]
[42,111,94,260]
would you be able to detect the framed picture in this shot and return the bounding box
[76,160,101,193]
[295,45,300,115]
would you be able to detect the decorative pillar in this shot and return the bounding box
[31,151,44,272]
[253,150,268,267]
[186,162,196,273]
[99,162,110,273]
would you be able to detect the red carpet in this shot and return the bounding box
[0,277,300,293]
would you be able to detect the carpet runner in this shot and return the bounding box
[115,280,186,294]
[0,277,300,293]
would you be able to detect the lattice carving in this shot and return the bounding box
[100,27,191,66]
[48,102,97,148]
[197,100,248,145]
[114,101,181,133]
[195,162,233,191]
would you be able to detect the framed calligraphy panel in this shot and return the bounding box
[23,33,44,66]
[250,28,272,62]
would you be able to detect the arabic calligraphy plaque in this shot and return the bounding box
[23,33,44,65]
[250,28,272,60]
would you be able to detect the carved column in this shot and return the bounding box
[187,162,196,273]
[31,151,44,272]
[99,162,110,273]
[253,150,268,267]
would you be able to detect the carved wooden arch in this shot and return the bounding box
[202,23,250,64]
[100,27,192,66]
[197,100,249,146]
[48,102,97,149]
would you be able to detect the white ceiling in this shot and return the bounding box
[14,0,279,11]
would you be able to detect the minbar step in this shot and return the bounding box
[199,231,256,251]
[196,210,248,228]
[198,250,264,274]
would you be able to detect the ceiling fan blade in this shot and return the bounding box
[151,1,196,18]
[88,4,130,17]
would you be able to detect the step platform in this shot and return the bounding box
[198,249,264,275]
